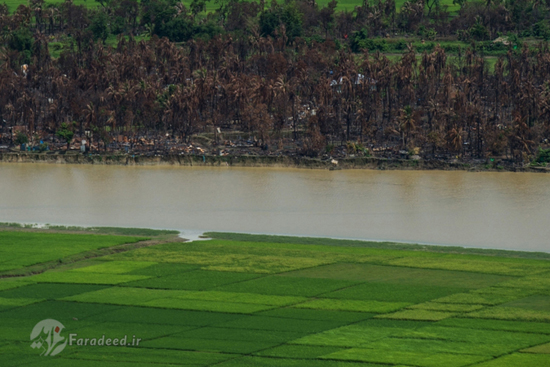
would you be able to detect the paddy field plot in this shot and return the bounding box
[1,230,550,366]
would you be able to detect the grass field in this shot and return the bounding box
[1,230,550,366]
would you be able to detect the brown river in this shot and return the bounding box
[0,163,549,252]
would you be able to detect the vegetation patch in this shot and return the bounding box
[125,270,261,291]
[293,299,411,313]
[376,309,456,321]
[216,276,358,297]
[2,230,550,365]
[322,348,491,367]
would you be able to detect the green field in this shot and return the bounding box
[1,230,550,366]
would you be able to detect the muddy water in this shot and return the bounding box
[0,163,549,252]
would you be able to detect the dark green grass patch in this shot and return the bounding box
[69,321,190,341]
[376,309,455,321]
[283,263,512,288]
[257,308,372,323]
[63,345,233,365]
[0,283,107,300]
[141,336,278,354]
[125,270,261,290]
[323,348,491,367]
[254,344,345,359]
[127,263,199,276]
[141,298,274,313]
[0,300,121,323]
[87,306,243,326]
[500,295,550,311]
[408,302,485,312]
[215,275,357,297]
[215,355,377,366]
[31,271,151,285]
[322,282,469,303]
[213,315,348,333]
[179,327,305,343]
[293,299,410,313]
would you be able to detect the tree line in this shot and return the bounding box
[0,0,549,161]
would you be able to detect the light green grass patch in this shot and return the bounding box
[497,274,550,290]
[470,353,550,366]
[31,271,150,285]
[408,302,485,312]
[466,306,550,322]
[362,337,520,356]
[398,326,550,348]
[65,287,306,307]
[433,287,533,305]
[437,318,550,334]
[107,242,335,274]
[376,309,455,321]
[0,231,147,272]
[294,299,410,313]
[323,348,491,367]
[72,261,157,274]
[291,320,429,347]
[522,342,550,354]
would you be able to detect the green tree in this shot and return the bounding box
[15,132,29,146]
[56,123,75,151]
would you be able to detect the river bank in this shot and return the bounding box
[1,152,548,173]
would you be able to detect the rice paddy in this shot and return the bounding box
[1,230,550,366]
